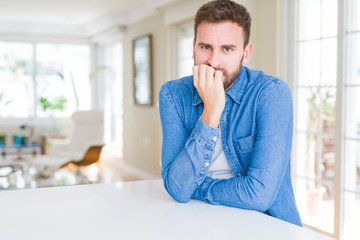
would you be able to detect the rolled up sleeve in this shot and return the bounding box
[159,84,220,203]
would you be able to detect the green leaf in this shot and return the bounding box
[89,66,109,80]
[39,96,67,113]
[52,97,67,111]
[56,72,65,80]
[39,97,51,112]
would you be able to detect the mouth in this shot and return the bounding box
[214,67,228,78]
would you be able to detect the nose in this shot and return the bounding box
[207,49,221,69]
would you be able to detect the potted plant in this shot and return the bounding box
[39,96,67,136]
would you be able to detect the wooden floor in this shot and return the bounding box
[0,156,151,190]
[54,160,144,186]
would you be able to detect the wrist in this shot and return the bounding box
[201,110,221,128]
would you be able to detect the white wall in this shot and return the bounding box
[123,12,165,176]
[248,0,279,75]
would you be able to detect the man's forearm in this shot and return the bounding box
[160,84,220,203]
[162,118,220,203]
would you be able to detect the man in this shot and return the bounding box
[159,0,302,226]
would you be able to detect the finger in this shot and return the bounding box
[215,70,223,84]
[206,66,215,84]
[193,65,199,88]
[199,64,207,88]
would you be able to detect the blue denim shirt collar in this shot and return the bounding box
[192,66,249,106]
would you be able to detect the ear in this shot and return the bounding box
[242,42,253,65]
[192,38,195,59]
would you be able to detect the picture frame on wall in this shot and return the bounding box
[133,34,153,106]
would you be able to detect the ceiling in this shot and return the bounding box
[0,0,181,27]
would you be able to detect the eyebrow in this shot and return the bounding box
[197,42,237,49]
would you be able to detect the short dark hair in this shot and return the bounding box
[194,0,252,47]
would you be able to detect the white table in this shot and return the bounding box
[0,179,334,240]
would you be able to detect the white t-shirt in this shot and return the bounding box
[206,131,235,179]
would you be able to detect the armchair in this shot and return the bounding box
[48,110,104,157]
[32,110,105,175]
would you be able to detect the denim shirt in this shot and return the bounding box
[159,66,302,226]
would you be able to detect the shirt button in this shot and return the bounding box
[205,162,210,167]
[212,136,218,141]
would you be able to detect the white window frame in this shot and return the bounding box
[289,0,360,239]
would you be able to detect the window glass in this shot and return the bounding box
[295,133,320,180]
[296,87,321,133]
[36,43,91,117]
[346,33,360,85]
[343,192,360,240]
[322,0,338,37]
[348,0,360,32]
[295,178,334,233]
[296,87,336,133]
[345,87,360,138]
[344,140,360,192]
[298,41,321,86]
[298,0,321,40]
[321,38,337,86]
[0,42,34,118]
[176,21,194,78]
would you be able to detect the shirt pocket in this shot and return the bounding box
[233,131,257,172]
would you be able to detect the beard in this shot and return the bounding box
[218,56,243,91]
[194,55,244,91]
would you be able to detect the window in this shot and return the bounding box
[97,42,124,158]
[0,41,91,119]
[343,0,360,239]
[294,0,337,234]
[0,42,34,118]
[175,20,194,79]
[293,0,360,238]
[36,43,91,117]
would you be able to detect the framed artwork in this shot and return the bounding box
[133,34,153,106]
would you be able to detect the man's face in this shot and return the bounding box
[193,21,252,91]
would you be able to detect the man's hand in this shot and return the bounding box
[193,64,225,128]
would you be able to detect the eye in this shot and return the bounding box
[224,47,232,52]
[201,45,211,50]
